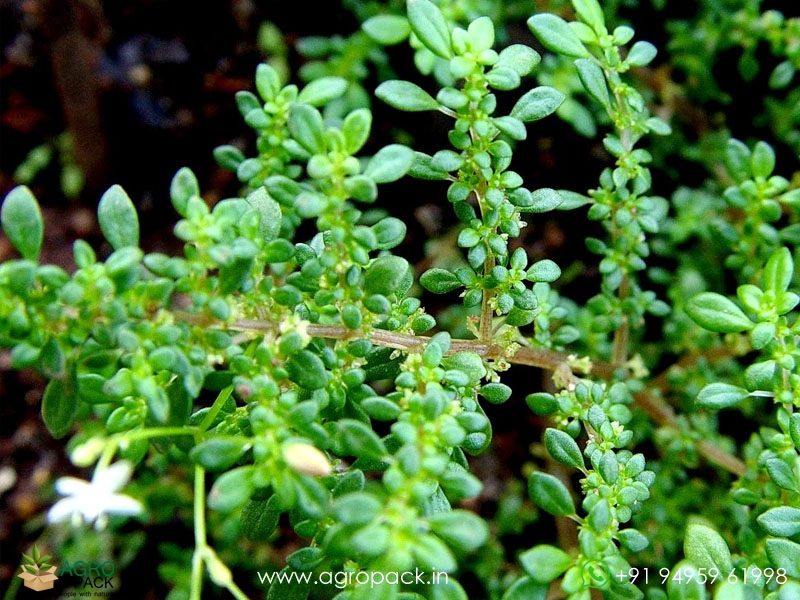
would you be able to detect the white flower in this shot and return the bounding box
[47,461,144,530]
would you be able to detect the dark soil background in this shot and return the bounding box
[1,0,797,598]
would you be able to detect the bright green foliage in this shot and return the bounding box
[3,0,800,599]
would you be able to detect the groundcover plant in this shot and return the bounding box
[2,0,800,599]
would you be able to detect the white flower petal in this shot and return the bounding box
[105,493,144,516]
[80,500,105,522]
[92,461,133,492]
[47,497,82,524]
[48,461,143,528]
[55,476,91,496]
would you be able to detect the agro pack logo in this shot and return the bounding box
[60,559,116,591]
[18,544,117,594]
[18,544,58,592]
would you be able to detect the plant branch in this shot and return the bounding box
[204,316,747,476]
[190,465,206,600]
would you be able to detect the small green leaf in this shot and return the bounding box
[441,351,486,386]
[751,140,776,179]
[170,168,200,217]
[525,188,563,213]
[39,337,65,379]
[519,544,572,584]
[765,458,798,491]
[286,350,328,390]
[406,152,449,181]
[263,239,295,263]
[255,63,281,101]
[646,116,672,136]
[428,509,489,553]
[241,497,280,541]
[412,533,456,573]
[364,144,414,183]
[429,579,469,600]
[527,259,561,283]
[236,91,260,118]
[544,428,584,470]
[412,314,436,333]
[297,76,348,106]
[246,188,282,241]
[576,59,610,109]
[420,268,461,293]
[480,382,512,404]
[345,175,378,203]
[407,0,452,59]
[1,186,44,261]
[440,463,484,497]
[763,247,793,294]
[286,547,324,572]
[527,14,589,58]
[749,321,776,349]
[573,0,605,30]
[666,561,706,600]
[42,378,78,439]
[769,60,795,89]
[486,66,521,91]
[208,466,255,512]
[190,438,248,471]
[332,492,381,525]
[376,80,440,112]
[493,116,527,141]
[364,255,412,296]
[526,392,557,415]
[371,217,406,250]
[696,383,749,410]
[685,292,753,333]
[288,104,325,155]
[363,15,411,45]
[765,538,800,577]
[757,506,800,537]
[497,44,541,76]
[618,528,649,552]
[98,185,139,250]
[265,567,311,600]
[725,139,752,183]
[361,397,402,421]
[335,419,387,460]
[138,376,170,423]
[528,471,575,516]
[500,577,547,600]
[511,86,565,122]
[588,498,611,530]
[626,41,657,67]
[684,523,733,573]
[213,145,245,171]
[342,108,372,155]
[790,413,800,450]
[555,189,591,210]
[467,17,494,52]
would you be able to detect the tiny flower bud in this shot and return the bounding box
[70,438,105,467]
[282,443,332,477]
[204,549,233,587]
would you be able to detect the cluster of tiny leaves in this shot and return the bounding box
[1,1,800,600]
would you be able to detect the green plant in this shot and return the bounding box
[2,1,799,599]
